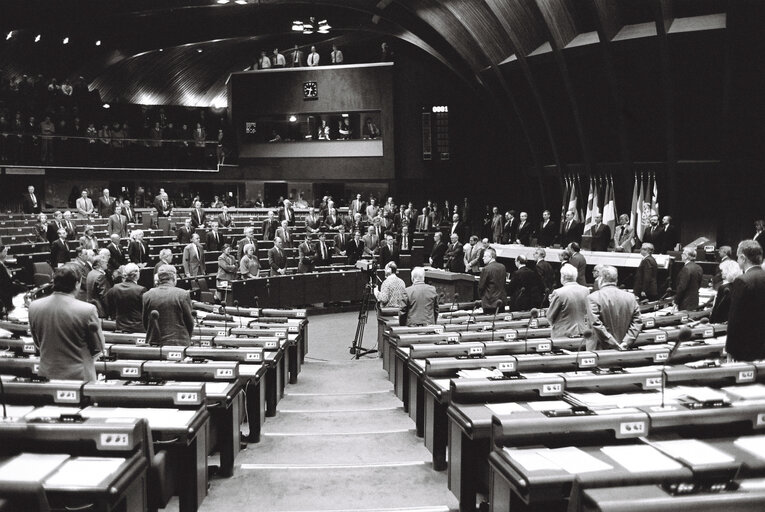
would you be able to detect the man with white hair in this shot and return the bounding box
[547,263,590,338]
[98,188,116,218]
[588,265,642,351]
[726,240,765,361]
[374,261,407,308]
[279,199,295,226]
[142,264,194,346]
[85,255,110,317]
[516,211,532,246]
[104,262,147,333]
[400,267,439,326]
[128,229,149,266]
[106,233,126,273]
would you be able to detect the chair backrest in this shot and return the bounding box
[32,262,54,286]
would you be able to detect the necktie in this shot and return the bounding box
[31,194,37,206]
[567,221,572,231]
[321,243,326,259]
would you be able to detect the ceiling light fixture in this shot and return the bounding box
[234,0,247,4]
[216,0,230,3]
[197,48,203,53]
[34,34,41,43]
[6,31,13,41]
[63,37,69,45]
[95,40,101,46]
[292,17,330,35]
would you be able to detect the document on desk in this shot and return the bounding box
[3,405,35,420]
[601,445,683,473]
[23,405,82,419]
[722,384,765,401]
[0,453,69,482]
[734,436,765,460]
[45,457,126,487]
[544,447,613,474]
[527,400,572,412]
[456,368,504,379]
[505,448,561,472]
[653,439,735,465]
[205,381,231,395]
[485,402,527,416]
[81,407,195,430]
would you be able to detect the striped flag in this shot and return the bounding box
[651,173,659,218]
[603,176,617,234]
[584,177,595,232]
[630,173,639,233]
[568,176,579,222]
[560,176,570,232]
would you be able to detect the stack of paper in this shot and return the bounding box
[456,368,504,379]
[653,439,735,465]
[485,402,526,416]
[601,445,683,473]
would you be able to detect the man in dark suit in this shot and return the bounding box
[398,226,413,253]
[218,206,235,228]
[727,240,765,361]
[333,225,349,257]
[561,210,581,246]
[127,230,149,266]
[674,247,703,311]
[590,213,612,252]
[661,216,679,253]
[289,44,305,67]
[712,245,733,290]
[507,254,544,311]
[297,235,316,273]
[190,200,206,228]
[314,233,333,267]
[533,248,555,300]
[536,210,557,247]
[0,244,26,314]
[50,228,71,267]
[502,211,518,244]
[29,266,105,380]
[324,208,341,232]
[429,232,447,269]
[443,233,465,273]
[515,212,533,246]
[279,199,295,226]
[478,247,507,313]
[106,234,126,273]
[205,222,224,252]
[47,211,66,243]
[121,200,136,225]
[346,231,365,265]
[262,211,278,241]
[304,207,322,234]
[633,242,658,301]
[104,263,146,333]
[236,227,258,261]
[268,237,288,276]
[97,188,116,218]
[641,215,664,251]
[567,242,587,286]
[22,185,41,214]
[379,234,400,267]
[176,219,194,245]
[448,214,465,242]
[142,264,194,346]
[754,220,765,252]
[62,211,77,240]
[153,192,172,217]
[275,220,294,249]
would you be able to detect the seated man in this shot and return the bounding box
[142,264,194,346]
[588,265,642,351]
[374,261,407,308]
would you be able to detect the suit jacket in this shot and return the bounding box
[362,234,380,256]
[401,282,439,326]
[63,220,77,241]
[127,240,149,264]
[350,199,366,217]
[47,221,66,243]
[641,225,664,250]
[76,197,94,217]
[346,238,365,264]
[662,224,679,253]
[415,214,432,232]
[710,282,732,324]
[86,269,110,317]
[675,261,703,311]
[398,232,413,253]
[153,196,172,216]
[97,196,115,218]
[547,282,590,338]
[536,220,557,247]
[478,260,507,310]
[333,232,349,255]
[205,231,224,252]
[516,221,533,246]
[0,261,25,313]
[314,240,333,267]
[561,219,582,246]
[444,242,465,273]
[614,224,635,253]
[324,215,341,231]
[278,207,295,226]
[122,205,135,224]
[588,284,642,350]
[275,227,294,248]
[448,221,466,241]
[290,49,305,67]
[176,225,194,245]
[535,260,555,295]
[430,241,447,269]
[262,219,278,241]
[104,281,147,333]
[50,238,71,266]
[507,265,544,311]
[297,241,316,273]
[107,242,126,271]
[727,266,765,361]
[304,215,322,233]
[190,208,206,228]
[569,251,587,286]
[590,223,612,252]
[633,254,658,300]
[29,292,104,380]
[491,214,504,243]
[182,242,205,276]
[268,246,287,275]
[79,235,99,251]
[464,243,483,273]
[502,219,518,244]
[142,284,194,346]
[218,212,234,228]
[379,242,400,267]
[217,253,238,281]
[108,213,127,237]
[22,192,41,214]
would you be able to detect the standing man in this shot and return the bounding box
[182,233,205,277]
[362,225,380,258]
[547,264,590,338]
[30,266,104,380]
[561,210,581,246]
[290,44,305,67]
[177,218,194,245]
[50,228,71,267]
[108,205,128,237]
[268,237,288,276]
[106,234,126,273]
[127,230,149,267]
[674,247,703,311]
[535,210,557,247]
[429,232,446,269]
[478,247,507,314]
[297,235,316,273]
[726,240,765,361]
[85,256,110,317]
[79,225,99,251]
[218,205,235,228]
[142,265,194,346]
[589,213,611,252]
[262,210,278,241]
[275,219,294,248]
[104,263,146,333]
[416,207,432,232]
[567,242,587,286]
[614,214,635,253]
[22,185,41,214]
[206,222,224,251]
[0,244,26,315]
[515,212,533,246]
[272,48,286,68]
[307,46,320,67]
[121,200,135,225]
[190,200,206,228]
[76,189,95,218]
[334,224,349,257]
[236,227,258,261]
[304,207,322,234]
[463,235,483,274]
[507,254,544,311]
[346,231,365,265]
[330,44,344,64]
[534,248,555,300]
[588,266,642,351]
[661,216,680,253]
[279,199,295,226]
[154,191,172,217]
[350,194,365,217]
[314,233,332,267]
[491,207,503,244]
[641,214,664,251]
[502,211,518,245]
[379,233,400,267]
[97,188,116,218]
[400,267,439,326]
[449,214,465,241]
[444,233,465,273]
[374,262,407,308]
[633,243,658,301]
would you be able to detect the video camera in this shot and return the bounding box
[355,258,381,286]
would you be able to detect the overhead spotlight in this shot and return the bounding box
[216,0,230,3]
[6,31,12,41]
[34,34,41,43]
[95,39,101,46]
[341,113,349,118]
[292,16,329,35]
[292,21,303,32]
[234,0,247,4]
[159,48,164,52]
[102,103,111,109]
[289,115,297,123]
[63,37,69,45]
[197,48,203,53]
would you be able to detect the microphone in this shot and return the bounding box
[448,293,459,326]
[191,310,203,344]
[660,327,692,409]
[465,301,478,333]
[575,329,593,373]
[234,300,243,328]
[687,317,709,329]
[490,299,503,343]
[221,304,228,337]
[524,308,540,355]
[149,310,160,346]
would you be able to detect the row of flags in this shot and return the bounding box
[561,173,658,238]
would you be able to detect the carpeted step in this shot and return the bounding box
[202,464,459,511]
[262,409,414,435]
[277,390,402,412]
[288,360,392,394]
[237,431,432,466]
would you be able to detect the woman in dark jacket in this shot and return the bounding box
[710,260,742,323]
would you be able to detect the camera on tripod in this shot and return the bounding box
[355,258,380,287]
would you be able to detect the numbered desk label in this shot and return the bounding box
[468,346,483,356]
[23,344,35,353]
[136,338,146,346]
[703,328,714,338]
[655,333,667,342]
[505,332,517,341]
[121,367,140,377]
[176,392,198,403]
[738,370,755,382]
[504,315,513,322]
[200,339,211,347]
[56,390,79,403]
[217,331,227,336]
[536,342,551,352]
[167,351,182,361]
[579,357,596,367]
[265,340,278,349]
[529,319,538,329]
[215,368,234,379]
[446,335,459,342]
[619,421,646,436]
[757,413,765,427]
[246,352,261,361]
[540,383,562,396]
[498,361,515,372]
[645,377,662,389]
[644,318,655,329]
[433,325,444,334]
[654,352,669,362]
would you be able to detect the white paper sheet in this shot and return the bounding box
[601,445,683,473]
[456,368,504,379]
[653,439,735,465]
[722,384,765,401]
[205,382,231,394]
[734,436,765,460]
[505,448,561,472]
[23,406,82,419]
[0,453,69,482]
[527,400,571,412]
[485,402,526,416]
[44,457,126,487]
[80,407,195,429]
[544,447,613,474]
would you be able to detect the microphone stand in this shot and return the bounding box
[221,305,228,337]
[490,300,502,343]
[660,328,690,409]
[575,330,592,374]
[465,301,478,333]
[234,300,243,328]
[448,293,459,326]
[523,308,538,355]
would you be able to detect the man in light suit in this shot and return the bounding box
[182,233,205,277]
[613,214,635,252]
[674,247,703,311]
[589,213,612,252]
[415,207,432,232]
[350,194,365,217]
[142,264,194,346]
[268,237,288,276]
[362,226,380,257]
[304,207,322,234]
[97,188,116,218]
[400,267,439,327]
[633,243,658,301]
[727,240,765,361]
[30,266,105,381]
[190,200,206,228]
[463,235,483,274]
[275,220,294,248]
[76,190,95,218]
[218,205,235,228]
[107,205,128,237]
[547,264,590,338]
[588,265,642,351]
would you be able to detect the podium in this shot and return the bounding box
[423,268,477,301]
